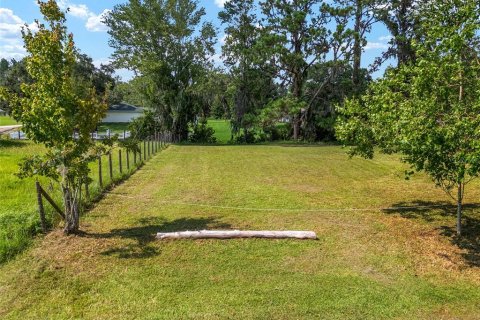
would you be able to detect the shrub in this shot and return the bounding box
[189,119,217,143]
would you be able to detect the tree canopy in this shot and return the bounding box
[336,0,480,235]
[105,0,216,140]
[0,0,107,234]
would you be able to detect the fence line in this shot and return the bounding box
[35,133,172,232]
[9,130,180,141]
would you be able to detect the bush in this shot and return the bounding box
[128,110,159,140]
[233,130,257,144]
[262,123,290,141]
[189,119,217,143]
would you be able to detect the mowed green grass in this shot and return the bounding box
[0,139,156,263]
[208,119,231,143]
[1,145,479,319]
[97,122,130,134]
[0,116,18,126]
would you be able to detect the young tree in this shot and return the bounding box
[336,0,480,236]
[105,0,216,141]
[0,0,107,234]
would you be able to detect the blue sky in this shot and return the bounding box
[0,0,392,80]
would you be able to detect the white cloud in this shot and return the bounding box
[0,8,23,25]
[220,34,227,45]
[68,3,91,19]
[93,57,111,68]
[378,35,392,42]
[85,9,110,32]
[209,53,224,67]
[59,1,110,32]
[0,8,36,60]
[215,0,229,8]
[364,42,389,50]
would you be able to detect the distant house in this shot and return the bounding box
[0,108,6,116]
[102,103,144,123]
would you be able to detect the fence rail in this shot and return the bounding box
[9,130,133,140]
[35,133,171,232]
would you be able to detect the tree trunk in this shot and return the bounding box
[293,115,300,140]
[456,183,463,236]
[63,185,80,234]
[352,0,362,90]
[157,230,317,240]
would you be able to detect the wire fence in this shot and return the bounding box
[35,133,172,232]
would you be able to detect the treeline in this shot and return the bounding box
[0,53,122,114]
[104,0,419,142]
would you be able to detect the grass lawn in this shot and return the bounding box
[1,145,479,319]
[0,139,154,263]
[208,119,231,144]
[97,122,130,134]
[0,116,18,126]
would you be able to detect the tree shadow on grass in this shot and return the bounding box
[85,216,231,259]
[0,139,26,148]
[383,200,480,267]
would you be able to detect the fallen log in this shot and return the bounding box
[156,230,317,240]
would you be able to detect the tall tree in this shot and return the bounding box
[259,0,330,140]
[333,0,377,90]
[0,0,107,234]
[73,53,118,103]
[219,0,276,139]
[0,59,32,115]
[336,0,480,236]
[105,0,216,140]
[372,0,420,69]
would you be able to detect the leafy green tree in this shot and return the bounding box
[105,0,216,141]
[372,0,420,70]
[0,59,32,114]
[73,53,119,105]
[113,76,149,107]
[128,110,159,140]
[258,0,330,139]
[0,0,107,234]
[191,69,231,119]
[336,0,480,236]
[304,61,370,140]
[219,0,277,140]
[0,59,9,80]
[330,0,378,91]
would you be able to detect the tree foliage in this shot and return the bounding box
[0,0,107,234]
[105,0,216,140]
[336,0,480,235]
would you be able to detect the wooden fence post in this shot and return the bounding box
[119,149,123,174]
[134,150,137,165]
[144,141,146,161]
[98,156,103,189]
[85,181,90,201]
[35,181,47,233]
[126,150,130,170]
[108,151,113,181]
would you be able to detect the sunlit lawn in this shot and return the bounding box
[0,139,157,263]
[0,116,18,126]
[208,119,231,144]
[1,145,479,319]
